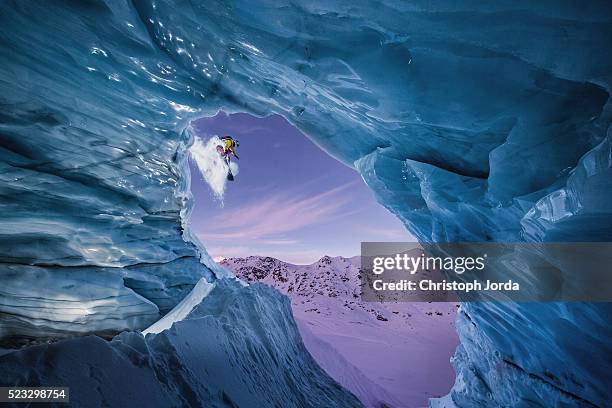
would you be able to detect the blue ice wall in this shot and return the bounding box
[0,1,611,407]
[0,280,363,407]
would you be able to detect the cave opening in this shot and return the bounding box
[186,111,459,406]
[187,111,414,264]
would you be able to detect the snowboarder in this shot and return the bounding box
[216,135,239,181]
[220,135,239,164]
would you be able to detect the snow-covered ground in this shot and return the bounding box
[221,254,459,408]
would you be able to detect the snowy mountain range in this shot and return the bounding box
[221,255,459,408]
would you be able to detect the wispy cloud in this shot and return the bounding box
[206,245,253,258]
[197,182,359,241]
[356,225,415,241]
[258,239,300,245]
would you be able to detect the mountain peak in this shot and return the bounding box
[317,255,334,264]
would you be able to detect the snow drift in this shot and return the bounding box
[0,1,611,407]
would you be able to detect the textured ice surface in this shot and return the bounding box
[0,1,611,407]
[0,279,362,407]
[143,277,214,335]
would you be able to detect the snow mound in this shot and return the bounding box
[297,321,403,408]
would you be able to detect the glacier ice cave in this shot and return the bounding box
[1,1,612,407]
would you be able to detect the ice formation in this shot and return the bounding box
[142,277,214,335]
[0,279,362,407]
[0,1,611,407]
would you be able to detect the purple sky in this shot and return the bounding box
[189,112,414,264]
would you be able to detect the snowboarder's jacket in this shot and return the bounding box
[221,136,239,159]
